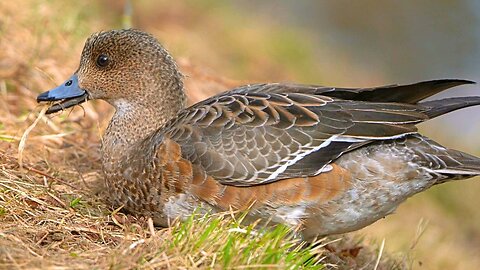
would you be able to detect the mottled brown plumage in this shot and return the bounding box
[37,29,480,239]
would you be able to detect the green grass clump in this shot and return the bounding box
[155,212,325,269]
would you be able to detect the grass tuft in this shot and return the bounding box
[127,212,326,269]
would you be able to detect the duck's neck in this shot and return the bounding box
[101,80,186,170]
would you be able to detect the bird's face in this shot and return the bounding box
[37,29,177,113]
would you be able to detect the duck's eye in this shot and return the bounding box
[96,54,109,67]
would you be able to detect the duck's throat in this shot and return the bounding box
[101,97,184,172]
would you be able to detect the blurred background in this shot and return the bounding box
[1,0,479,269]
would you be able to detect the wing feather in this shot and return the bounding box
[221,79,474,103]
[157,83,433,186]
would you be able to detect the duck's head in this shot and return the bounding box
[37,29,184,114]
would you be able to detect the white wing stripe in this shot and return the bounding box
[263,135,338,182]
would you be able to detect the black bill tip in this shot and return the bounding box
[37,91,55,102]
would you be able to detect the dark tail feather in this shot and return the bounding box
[434,148,480,183]
[412,136,480,183]
[322,79,475,103]
[420,96,480,119]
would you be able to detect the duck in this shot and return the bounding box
[37,29,480,239]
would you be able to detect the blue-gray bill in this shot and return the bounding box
[37,74,89,114]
